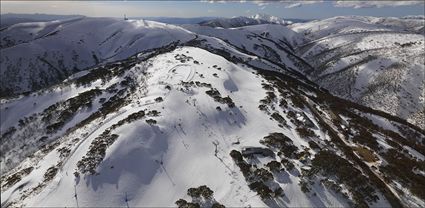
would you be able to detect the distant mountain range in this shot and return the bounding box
[1,13,312,28]
[0,13,84,29]
[198,14,311,28]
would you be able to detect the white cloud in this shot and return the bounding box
[334,1,425,9]
[284,3,302,8]
[206,0,424,9]
[249,0,323,7]
[202,0,227,3]
[251,0,270,6]
[204,0,323,7]
[284,1,324,8]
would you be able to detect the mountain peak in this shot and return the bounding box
[250,13,289,24]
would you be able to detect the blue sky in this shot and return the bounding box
[1,1,424,20]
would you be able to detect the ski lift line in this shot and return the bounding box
[125,192,130,208]
[74,185,79,208]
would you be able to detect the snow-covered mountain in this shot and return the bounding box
[250,14,289,25]
[0,16,305,97]
[0,13,84,29]
[1,16,425,208]
[199,14,290,29]
[199,16,270,28]
[0,17,195,97]
[183,23,309,73]
[290,16,425,129]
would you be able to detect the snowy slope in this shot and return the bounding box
[2,44,425,207]
[0,46,337,207]
[184,23,309,73]
[1,16,308,98]
[290,16,425,129]
[0,17,196,96]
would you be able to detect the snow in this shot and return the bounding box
[1,46,350,207]
[250,14,288,25]
[0,17,196,95]
[183,23,304,72]
[290,15,425,129]
[198,14,290,29]
[362,113,401,134]
[403,146,425,161]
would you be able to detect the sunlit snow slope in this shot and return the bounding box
[0,17,195,96]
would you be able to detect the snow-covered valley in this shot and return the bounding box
[290,16,425,128]
[1,15,424,207]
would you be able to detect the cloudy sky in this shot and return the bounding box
[1,1,424,19]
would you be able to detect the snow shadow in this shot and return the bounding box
[213,106,247,128]
[84,125,169,193]
[223,77,239,92]
[273,171,292,184]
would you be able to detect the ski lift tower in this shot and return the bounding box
[124,14,128,20]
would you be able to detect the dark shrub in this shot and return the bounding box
[308,141,320,150]
[299,180,310,193]
[155,97,163,102]
[352,130,379,151]
[230,150,243,162]
[146,110,160,117]
[248,181,273,199]
[146,119,157,125]
[198,185,214,199]
[44,166,58,182]
[187,187,201,198]
[271,112,286,125]
[281,158,295,170]
[296,127,316,138]
[310,150,378,206]
[266,161,281,172]
[2,167,34,189]
[175,199,188,207]
[178,185,221,208]
[211,202,225,208]
[261,133,298,158]
[274,187,284,197]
